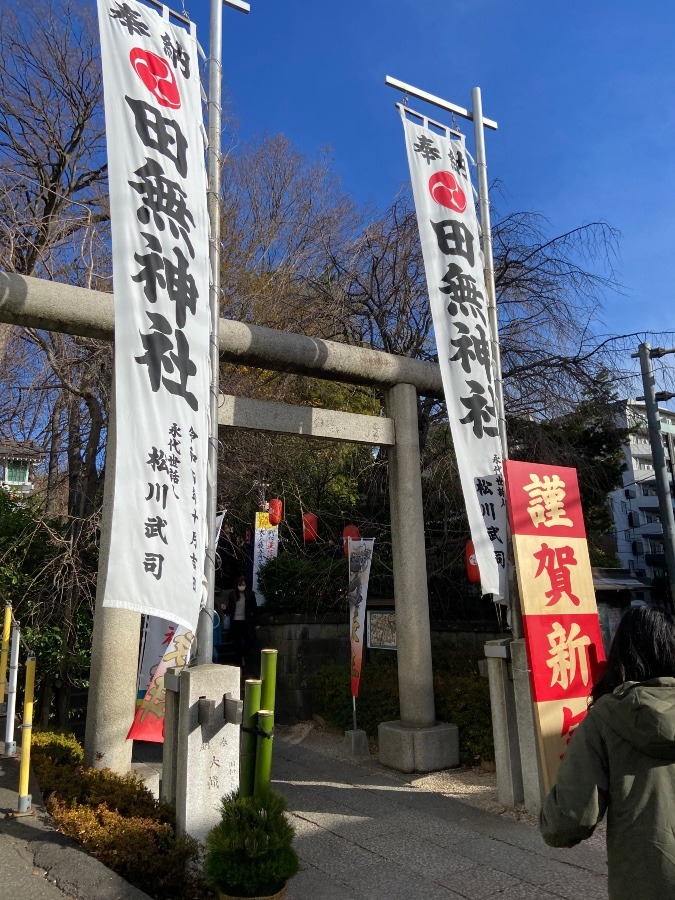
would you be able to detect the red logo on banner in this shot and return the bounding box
[130,48,181,109]
[428,171,467,212]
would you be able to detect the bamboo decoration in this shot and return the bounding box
[253,709,274,796]
[260,649,277,714]
[240,679,261,797]
[17,655,36,814]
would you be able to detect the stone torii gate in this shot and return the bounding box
[0,271,495,778]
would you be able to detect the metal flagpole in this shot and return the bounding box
[471,88,507,459]
[469,87,520,639]
[198,0,250,665]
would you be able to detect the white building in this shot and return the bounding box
[608,400,675,582]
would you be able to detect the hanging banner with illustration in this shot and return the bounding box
[97,0,209,631]
[348,538,374,697]
[128,624,193,742]
[400,110,506,600]
[504,460,606,790]
[252,511,279,605]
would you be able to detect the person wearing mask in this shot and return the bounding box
[540,604,675,900]
[223,574,260,677]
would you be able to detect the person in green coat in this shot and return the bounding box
[540,604,675,900]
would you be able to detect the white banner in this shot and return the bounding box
[401,111,506,599]
[252,512,279,605]
[97,0,210,631]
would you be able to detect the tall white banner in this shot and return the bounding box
[401,111,506,599]
[252,512,279,605]
[98,0,209,630]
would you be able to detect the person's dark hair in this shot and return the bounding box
[591,604,675,702]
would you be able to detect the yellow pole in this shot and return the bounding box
[17,655,36,813]
[0,604,12,708]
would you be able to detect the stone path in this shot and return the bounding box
[275,735,608,900]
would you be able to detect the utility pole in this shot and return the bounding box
[634,342,675,612]
[197,0,250,664]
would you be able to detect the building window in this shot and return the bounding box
[620,501,627,514]
[5,461,28,484]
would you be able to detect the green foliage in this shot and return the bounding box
[32,731,207,900]
[311,650,494,764]
[257,548,393,617]
[204,790,299,898]
[32,729,84,766]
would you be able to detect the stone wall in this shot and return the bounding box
[256,613,505,723]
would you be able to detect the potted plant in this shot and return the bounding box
[204,789,299,900]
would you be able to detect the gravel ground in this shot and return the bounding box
[277,720,607,854]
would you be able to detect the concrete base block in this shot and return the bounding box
[132,762,160,799]
[343,729,370,758]
[378,720,459,774]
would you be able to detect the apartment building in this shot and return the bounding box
[607,399,675,582]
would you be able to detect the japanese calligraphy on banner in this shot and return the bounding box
[97,0,209,631]
[504,460,606,790]
[252,512,279,605]
[348,538,374,698]
[401,111,505,599]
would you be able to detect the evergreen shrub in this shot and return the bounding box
[204,790,299,898]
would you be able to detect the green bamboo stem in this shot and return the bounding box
[240,678,261,797]
[253,709,274,796]
[260,648,277,715]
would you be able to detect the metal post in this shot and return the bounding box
[472,87,507,460]
[198,0,250,665]
[17,655,36,813]
[637,343,675,610]
[471,88,520,639]
[4,624,19,756]
[0,603,11,713]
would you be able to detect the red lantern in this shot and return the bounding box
[302,512,318,543]
[268,498,283,526]
[465,540,481,584]
[343,524,361,557]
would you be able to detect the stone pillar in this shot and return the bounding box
[174,664,240,844]
[511,638,546,814]
[84,385,141,772]
[385,383,434,727]
[161,678,180,804]
[379,383,458,773]
[484,639,524,806]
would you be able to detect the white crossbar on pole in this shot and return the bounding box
[385,75,498,130]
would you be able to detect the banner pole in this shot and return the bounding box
[199,0,251,666]
[471,87,507,460]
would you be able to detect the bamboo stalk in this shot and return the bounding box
[260,649,277,715]
[253,709,274,796]
[240,679,261,797]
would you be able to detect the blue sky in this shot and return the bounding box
[184,1,675,342]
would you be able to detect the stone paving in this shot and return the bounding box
[0,725,609,900]
[275,738,609,900]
